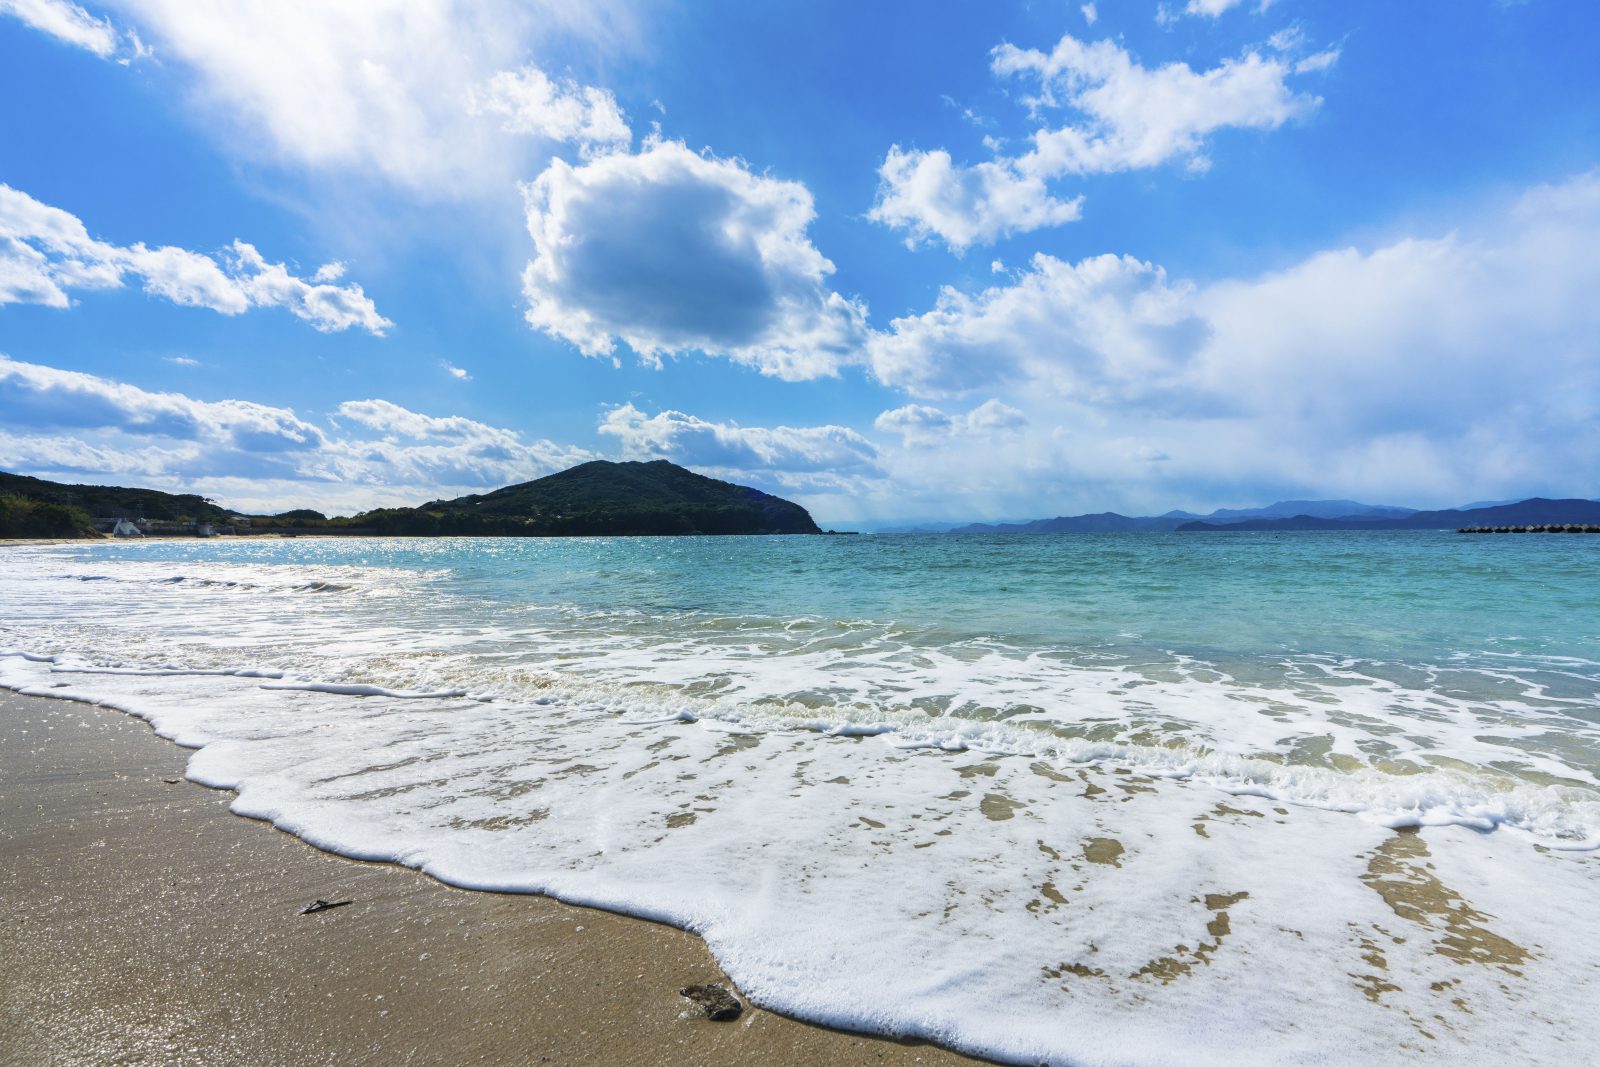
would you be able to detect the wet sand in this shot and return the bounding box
[0,691,982,1067]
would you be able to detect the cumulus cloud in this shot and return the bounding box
[870,148,1082,251]
[0,0,145,60]
[858,173,1600,513]
[868,252,1202,398]
[872,33,1324,250]
[97,0,637,195]
[0,184,390,333]
[0,354,325,451]
[874,400,1025,444]
[993,36,1316,175]
[600,403,880,481]
[0,355,593,510]
[522,139,869,380]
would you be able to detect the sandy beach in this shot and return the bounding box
[0,690,980,1067]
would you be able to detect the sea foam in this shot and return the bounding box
[2,535,1598,1065]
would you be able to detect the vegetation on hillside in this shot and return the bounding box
[392,460,821,536]
[0,494,97,538]
[0,471,229,524]
[0,461,824,539]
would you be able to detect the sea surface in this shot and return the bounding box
[3,531,1598,1065]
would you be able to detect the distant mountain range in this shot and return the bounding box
[949,499,1419,534]
[885,497,1600,535]
[1177,498,1600,532]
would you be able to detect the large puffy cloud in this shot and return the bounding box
[868,252,1203,398]
[0,184,391,332]
[0,0,145,60]
[599,403,881,483]
[92,0,634,195]
[872,33,1325,250]
[522,140,869,380]
[857,173,1600,514]
[0,355,593,512]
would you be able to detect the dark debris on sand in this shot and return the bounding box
[679,983,742,1021]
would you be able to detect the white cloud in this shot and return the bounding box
[966,398,1028,432]
[875,400,1026,444]
[522,139,869,380]
[336,398,508,442]
[442,361,471,381]
[1294,48,1340,75]
[0,355,594,511]
[857,173,1600,514]
[0,184,390,333]
[873,33,1323,250]
[0,0,144,60]
[0,354,326,450]
[869,147,1082,251]
[874,403,955,442]
[1182,0,1273,18]
[868,251,1201,398]
[600,404,881,490]
[469,65,630,152]
[993,36,1316,175]
[1081,3,1098,26]
[99,0,637,195]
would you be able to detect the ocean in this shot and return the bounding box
[2,531,1597,1065]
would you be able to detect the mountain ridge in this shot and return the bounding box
[1177,498,1600,532]
[0,461,823,538]
[948,498,1422,534]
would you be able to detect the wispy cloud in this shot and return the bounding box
[80,0,640,197]
[0,0,147,62]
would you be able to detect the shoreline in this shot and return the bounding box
[0,689,983,1066]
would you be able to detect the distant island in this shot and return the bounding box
[886,496,1600,535]
[1175,498,1600,532]
[0,461,824,539]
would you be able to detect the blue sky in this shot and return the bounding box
[1,0,1597,525]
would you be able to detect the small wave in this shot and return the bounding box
[257,681,469,699]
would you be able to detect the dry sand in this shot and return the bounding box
[0,691,983,1067]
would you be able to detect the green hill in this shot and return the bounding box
[356,460,822,536]
[0,470,234,538]
[0,462,823,539]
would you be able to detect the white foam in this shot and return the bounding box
[3,541,1599,1065]
[258,681,468,699]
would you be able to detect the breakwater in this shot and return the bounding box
[1458,524,1600,533]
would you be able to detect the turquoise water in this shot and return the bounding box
[9,529,1598,799]
[3,531,1599,1065]
[85,528,1599,659]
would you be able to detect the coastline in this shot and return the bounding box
[0,690,981,1067]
